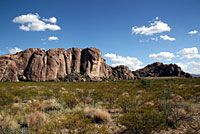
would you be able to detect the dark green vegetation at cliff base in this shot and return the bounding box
[0,78,200,134]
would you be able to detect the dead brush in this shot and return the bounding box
[84,108,111,123]
[31,101,44,110]
[24,111,47,128]
[0,112,20,129]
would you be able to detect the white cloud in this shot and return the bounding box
[151,37,158,41]
[176,62,188,70]
[177,61,200,74]
[19,25,31,31]
[9,47,22,54]
[187,61,200,74]
[13,13,61,31]
[43,17,57,23]
[139,39,149,43]
[48,36,59,41]
[13,13,40,24]
[188,30,198,35]
[177,47,200,59]
[104,53,143,70]
[132,18,171,35]
[149,52,175,61]
[160,35,176,41]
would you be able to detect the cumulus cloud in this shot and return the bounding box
[43,17,57,23]
[188,30,198,35]
[187,61,200,74]
[177,61,200,74]
[149,52,175,61]
[48,36,59,41]
[160,35,176,41]
[176,62,188,70]
[132,18,171,35]
[177,47,200,59]
[13,13,61,31]
[13,13,40,24]
[104,53,143,70]
[9,47,22,54]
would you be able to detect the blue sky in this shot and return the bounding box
[0,0,200,73]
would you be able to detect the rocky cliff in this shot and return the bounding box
[133,62,192,78]
[0,48,192,82]
[0,47,136,82]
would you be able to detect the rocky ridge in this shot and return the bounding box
[0,47,136,82]
[133,62,192,78]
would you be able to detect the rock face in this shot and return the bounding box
[133,62,192,78]
[112,65,135,80]
[0,47,135,82]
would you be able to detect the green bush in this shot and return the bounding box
[0,90,15,106]
[141,79,152,87]
[60,93,79,109]
[119,106,167,134]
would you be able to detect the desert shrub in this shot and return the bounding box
[10,88,39,100]
[91,88,120,107]
[141,79,152,87]
[119,106,168,134]
[91,89,106,103]
[24,111,47,129]
[43,99,63,112]
[157,99,190,129]
[167,108,188,128]
[0,90,15,106]
[84,108,111,123]
[60,93,79,109]
[0,78,199,133]
[52,111,92,133]
[116,95,137,113]
[44,103,62,112]
[40,111,110,134]
[0,112,20,130]
[161,88,172,100]
[31,101,44,111]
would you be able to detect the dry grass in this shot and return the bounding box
[84,108,111,123]
[43,99,63,112]
[0,112,19,129]
[25,111,47,128]
[31,101,44,110]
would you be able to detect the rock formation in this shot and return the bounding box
[0,48,192,82]
[0,47,136,82]
[112,65,135,80]
[132,62,192,78]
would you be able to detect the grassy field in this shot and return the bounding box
[0,78,200,134]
